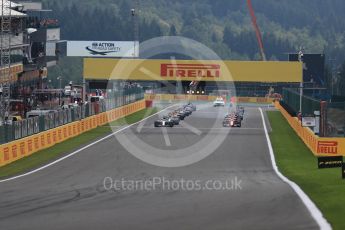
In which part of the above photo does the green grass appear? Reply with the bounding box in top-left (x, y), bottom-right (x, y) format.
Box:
top-left (0, 107), bottom-right (158, 179)
top-left (267, 111), bottom-right (345, 230)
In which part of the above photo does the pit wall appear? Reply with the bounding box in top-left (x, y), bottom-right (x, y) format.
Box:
top-left (0, 100), bottom-right (146, 167)
top-left (275, 101), bottom-right (345, 157)
top-left (144, 94), bottom-right (274, 103)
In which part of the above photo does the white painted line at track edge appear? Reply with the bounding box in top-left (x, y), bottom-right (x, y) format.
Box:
top-left (259, 108), bottom-right (331, 230)
top-left (0, 105), bottom-right (176, 183)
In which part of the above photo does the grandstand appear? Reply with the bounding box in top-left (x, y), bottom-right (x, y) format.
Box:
top-left (0, 0), bottom-right (63, 123)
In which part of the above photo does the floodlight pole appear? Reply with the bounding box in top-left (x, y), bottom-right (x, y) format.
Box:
top-left (298, 49), bottom-right (304, 114)
top-left (131, 0), bottom-right (139, 58)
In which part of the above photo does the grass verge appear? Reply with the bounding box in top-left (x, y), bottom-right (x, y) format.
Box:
top-left (0, 107), bottom-right (158, 179)
top-left (267, 111), bottom-right (345, 230)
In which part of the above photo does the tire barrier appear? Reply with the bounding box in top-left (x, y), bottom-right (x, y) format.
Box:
top-left (0, 99), bottom-right (146, 167)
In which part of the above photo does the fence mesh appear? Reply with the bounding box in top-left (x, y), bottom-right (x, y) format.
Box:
top-left (326, 101), bottom-right (345, 137)
top-left (0, 89), bottom-right (144, 144)
top-left (282, 88), bottom-right (321, 116)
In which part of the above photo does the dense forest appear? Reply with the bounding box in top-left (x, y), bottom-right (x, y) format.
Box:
top-left (43, 0), bottom-right (345, 95)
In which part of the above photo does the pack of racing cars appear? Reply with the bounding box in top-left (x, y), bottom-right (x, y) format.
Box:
top-left (222, 106), bottom-right (245, 127)
top-left (154, 103), bottom-right (196, 127)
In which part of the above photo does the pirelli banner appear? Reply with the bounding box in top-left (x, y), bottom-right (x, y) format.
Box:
top-left (275, 101), bottom-right (345, 157)
top-left (84, 58), bottom-right (303, 82)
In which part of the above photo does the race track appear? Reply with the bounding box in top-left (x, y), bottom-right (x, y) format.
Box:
top-left (0, 103), bottom-right (319, 230)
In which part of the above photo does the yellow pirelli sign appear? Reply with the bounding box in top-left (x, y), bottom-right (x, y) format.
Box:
top-left (84, 58), bottom-right (303, 82)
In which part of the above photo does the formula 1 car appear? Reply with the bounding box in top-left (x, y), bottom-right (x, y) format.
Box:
top-left (183, 106), bottom-right (193, 115)
top-left (184, 103), bottom-right (196, 111)
top-left (236, 106), bottom-right (245, 120)
top-left (174, 109), bottom-right (186, 120)
top-left (164, 115), bottom-right (180, 125)
top-left (154, 117), bottom-right (175, 127)
top-left (178, 108), bottom-right (192, 116)
top-left (223, 113), bottom-right (241, 127)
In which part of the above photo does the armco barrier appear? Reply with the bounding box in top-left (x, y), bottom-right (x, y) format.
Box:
top-left (275, 101), bottom-right (345, 157)
top-left (0, 99), bottom-right (146, 167)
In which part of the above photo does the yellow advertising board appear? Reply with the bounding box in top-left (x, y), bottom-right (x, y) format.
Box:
top-left (0, 100), bottom-right (146, 167)
top-left (84, 58), bottom-right (303, 83)
top-left (276, 102), bottom-right (345, 157)
top-left (144, 94), bottom-right (273, 103)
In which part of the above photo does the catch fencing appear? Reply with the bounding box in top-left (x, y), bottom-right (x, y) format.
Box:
top-left (282, 88), bottom-right (321, 116)
top-left (0, 90), bottom-right (144, 144)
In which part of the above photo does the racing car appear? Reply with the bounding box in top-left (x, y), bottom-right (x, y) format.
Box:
top-left (236, 106), bottom-right (245, 120)
top-left (183, 106), bottom-right (193, 115)
top-left (223, 113), bottom-right (241, 127)
top-left (184, 103), bottom-right (196, 111)
top-left (213, 97), bottom-right (225, 107)
top-left (164, 115), bottom-right (180, 125)
top-left (178, 107), bottom-right (192, 116)
top-left (154, 117), bottom-right (175, 127)
top-left (174, 109), bottom-right (186, 120)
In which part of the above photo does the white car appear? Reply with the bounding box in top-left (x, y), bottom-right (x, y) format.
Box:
top-left (213, 97), bottom-right (225, 107)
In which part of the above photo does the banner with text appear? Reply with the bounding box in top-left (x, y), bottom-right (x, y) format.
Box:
top-left (67, 41), bottom-right (139, 57)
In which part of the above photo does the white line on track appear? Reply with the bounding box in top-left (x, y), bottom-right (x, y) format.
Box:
top-left (259, 108), bottom-right (331, 230)
top-left (0, 105), bottom-right (177, 183)
top-left (179, 122), bottom-right (202, 135)
top-left (161, 127), bottom-right (171, 146)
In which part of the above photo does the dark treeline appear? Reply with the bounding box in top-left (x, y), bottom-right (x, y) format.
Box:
top-left (47, 1), bottom-right (163, 41)
top-left (44, 0), bottom-right (345, 95)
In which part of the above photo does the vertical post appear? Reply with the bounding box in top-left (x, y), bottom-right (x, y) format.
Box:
top-left (131, 0), bottom-right (139, 58)
top-left (299, 82), bottom-right (303, 113)
top-left (320, 101), bottom-right (328, 137)
top-left (82, 78), bottom-right (86, 104)
top-left (298, 49), bottom-right (304, 114)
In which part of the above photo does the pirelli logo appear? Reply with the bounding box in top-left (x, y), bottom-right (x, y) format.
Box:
top-left (317, 141), bottom-right (338, 154)
top-left (161, 64), bottom-right (220, 78)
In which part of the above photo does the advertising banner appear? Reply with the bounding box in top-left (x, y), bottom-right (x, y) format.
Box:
top-left (302, 116), bottom-right (316, 127)
top-left (67, 41), bottom-right (139, 57)
top-left (0, 100), bottom-right (146, 167)
top-left (318, 156), bottom-right (343, 169)
top-left (84, 58), bottom-right (302, 82)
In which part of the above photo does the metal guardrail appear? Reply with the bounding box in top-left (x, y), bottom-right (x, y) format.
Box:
top-left (0, 91), bottom-right (144, 144)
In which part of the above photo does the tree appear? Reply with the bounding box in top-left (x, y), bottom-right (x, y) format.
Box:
top-left (338, 62), bottom-right (345, 96)
top-left (169, 25), bottom-right (177, 36)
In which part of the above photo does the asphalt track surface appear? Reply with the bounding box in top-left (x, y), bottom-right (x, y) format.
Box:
top-left (0, 103), bottom-right (319, 230)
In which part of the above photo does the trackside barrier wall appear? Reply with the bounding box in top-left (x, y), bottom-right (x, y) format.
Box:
top-left (144, 94), bottom-right (217, 101)
top-left (0, 100), bottom-right (146, 167)
top-left (0, 91), bottom-right (144, 144)
top-left (144, 94), bottom-right (274, 103)
top-left (275, 101), bottom-right (345, 157)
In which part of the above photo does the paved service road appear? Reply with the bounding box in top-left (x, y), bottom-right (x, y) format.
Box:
top-left (0, 104), bottom-right (319, 230)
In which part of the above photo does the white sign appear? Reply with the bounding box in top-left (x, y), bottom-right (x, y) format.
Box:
top-left (45, 42), bottom-right (56, 56)
top-left (302, 116), bottom-right (316, 127)
top-left (67, 41), bottom-right (139, 57)
top-left (47, 28), bottom-right (60, 41)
